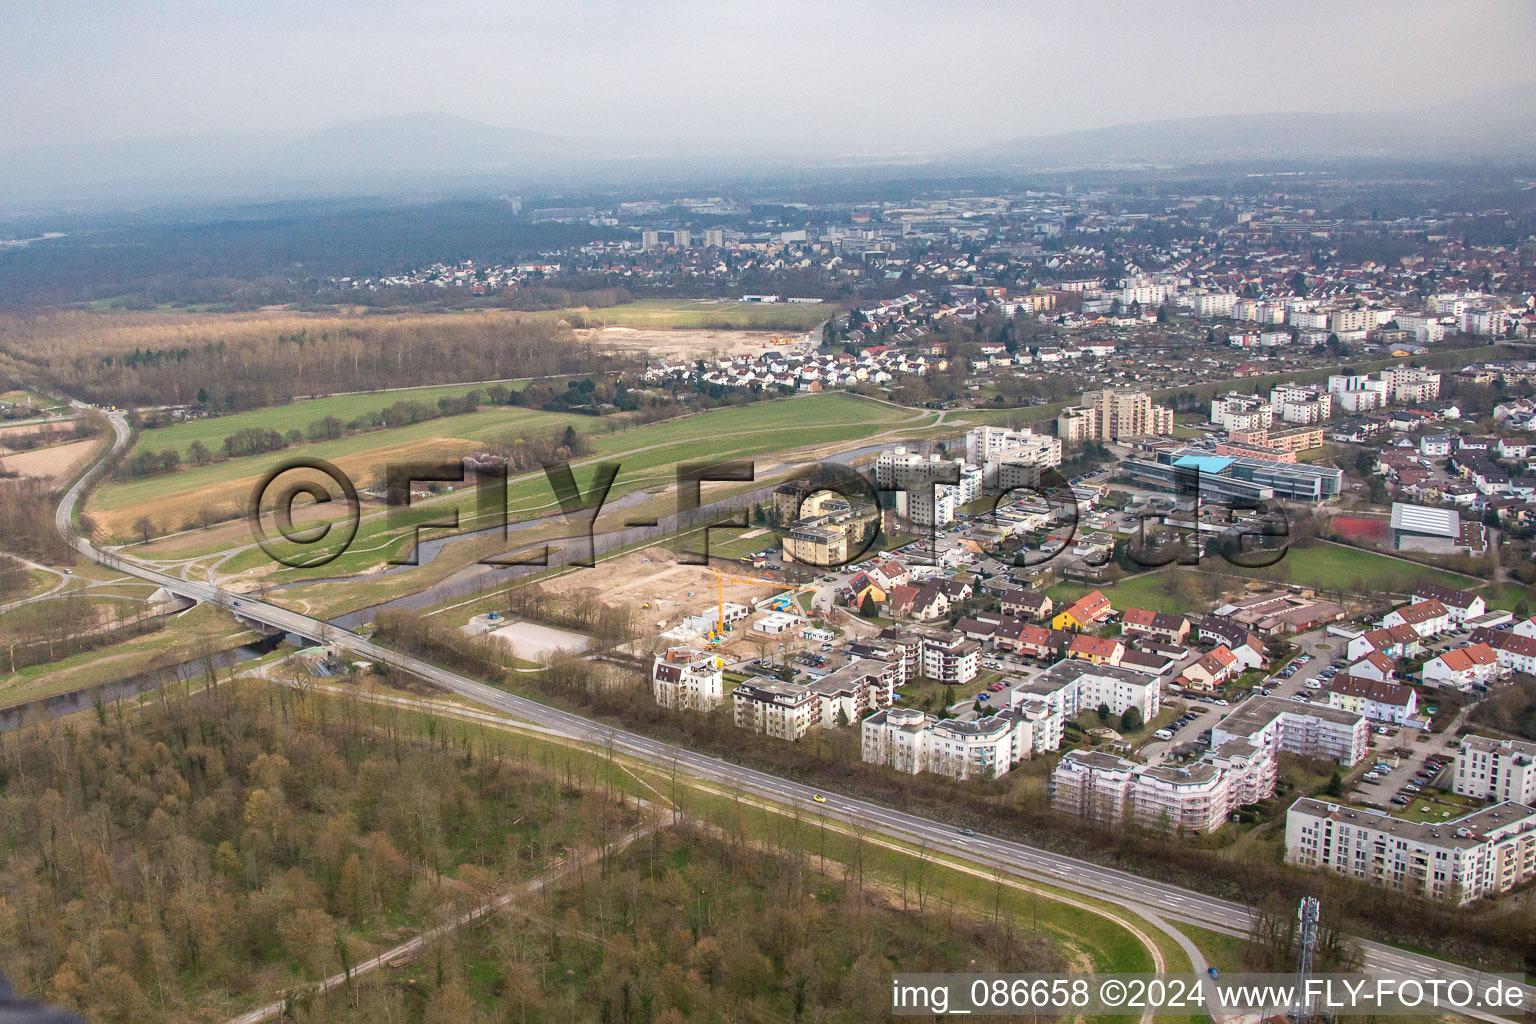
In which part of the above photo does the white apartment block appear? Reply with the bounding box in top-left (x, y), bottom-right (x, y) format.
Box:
top-left (1455, 736), bottom-right (1536, 806)
top-left (1210, 393), bottom-right (1274, 433)
top-left (1051, 737), bottom-right (1274, 835)
top-left (1011, 660), bottom-right (1161, 724)
top-left (732, 678), bottom-right (818, 740)
top-left (920, 633), bottom-right (981, 685)
top-left (1268, 383), bottom-right (1332, 424)
top-left (1119, 279), bottom-right (1171, 307)
top-left (1212, 696), bottom-right (1368, 766)
top-left (732, 658), bottom-right (897, 739)
top-left (1326, 374), bottom-right (1389, 414)
top-left (862, 704), bottom-right (1059, 781)
top-left (1286, 798), bottom-right (1536, 904)
top-left (1060, 389), bottom-right (1175, 443)
top-left (1329, 307), bottom-right (1380, 334)
top-left (1463, 308), bottom-right (1512, 337)
top-left (875, 447), bottom-right (983, 528)
top-left (964, 425), bottom-right (1063, 488)
top-left (652, 647), bottom-right (725, 711)
top-left (1191, 292), bottom-right (1237, 318)
top-left (1396, 313), bottom-right (1447, 344)
top-left (1381, 366), bottom-right (1441, 404)
top-left (1290, 309), bottom-right (1331, 331)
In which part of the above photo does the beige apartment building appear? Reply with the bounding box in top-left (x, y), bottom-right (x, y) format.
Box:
top-left (1057, 389), bottom-right (1174, 443)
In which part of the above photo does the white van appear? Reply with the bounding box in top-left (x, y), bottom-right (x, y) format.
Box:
top-left (1154, 728), bottom-right (1175, 741)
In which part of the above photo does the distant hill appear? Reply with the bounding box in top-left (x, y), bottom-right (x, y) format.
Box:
top-left (1, 83), bottom-right (1533, 209)
top-left (969, 81), bottom-right (1536, 166)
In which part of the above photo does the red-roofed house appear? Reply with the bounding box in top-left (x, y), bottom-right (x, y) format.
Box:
top-left (1345, 624), bottom-right (1423, 662)
top-left (1067, 634), bottom-right (1125, 666)
top-left (996, 622), bottom-right (1068, 660)
top-left (1121, 608), bottom-right (1190, 644)
top-left (1052, 590), bottom-right (1113, 631)
top-left (1347, 650), bottom-right (1398, 683)
top-left (1422, 643), bottom-right (1502, 690)
top-left (1177, 645), bottom-right (1239, 692)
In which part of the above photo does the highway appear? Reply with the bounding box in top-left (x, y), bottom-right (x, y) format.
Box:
top-left (57, 409), bottom-right (1532, 1018)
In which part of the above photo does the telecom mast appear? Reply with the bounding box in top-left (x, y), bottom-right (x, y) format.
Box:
top-left (1294, 896), bottom-right (1321, 1023)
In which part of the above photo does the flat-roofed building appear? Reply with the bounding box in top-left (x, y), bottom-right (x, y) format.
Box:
top-left (1455, 736), bottom-right (1536, 806)
top-left (1011, 660), bottom-right (1161, 723)
top-left (733, 678), bottom-right (818, 740)
top-left (862, 703), bottom-right (1061, 780)
top-left (1211, 392), bottom-right (1274, 433)
top-left (1286, 798), bottom-right (1536, 904)
top-left (1052, 737), bottom-right (1276, 834)
top-left (1212, 695), bottom-right (1368, 765)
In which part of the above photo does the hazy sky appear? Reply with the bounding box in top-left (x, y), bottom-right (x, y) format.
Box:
top-left (4, 0), bottom-right (1534, 153)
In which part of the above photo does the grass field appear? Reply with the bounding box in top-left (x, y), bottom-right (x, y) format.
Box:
top-left (571, 297), bottom-right (835, 331)
top-left (134, 379), bottom-right (532, 462)
top-left (1238, 543), bottom-right (1479, 594)
top-left (1048, 542), bottom-right (1483, 615)
top-left (1182, 924), bottom-right (1251, 973)
top-left (99, 392), bottom-right (918, 544)
top-left (1475, 582), bottom-right (1535, 612)
top-left (0, 604), bottom-right (255, 710)
top-left (89, 405), bottom-right (612, 538)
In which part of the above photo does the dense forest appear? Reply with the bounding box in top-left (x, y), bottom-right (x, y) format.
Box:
top-left (236, 818), bottom-right (1066, 1024)
top-left (0, 312), bottom-right (624, 411)
top-left (0, 683), bottom-right (639, 1023)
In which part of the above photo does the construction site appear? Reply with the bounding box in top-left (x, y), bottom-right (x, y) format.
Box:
top-left (535, 546), bottom-right (840, 659)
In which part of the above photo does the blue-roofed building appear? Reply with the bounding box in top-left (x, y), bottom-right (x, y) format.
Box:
top-left (1172, 454), bottom-right (1237, 476)
top-left (1124, 448), bottom-right (1343, 503)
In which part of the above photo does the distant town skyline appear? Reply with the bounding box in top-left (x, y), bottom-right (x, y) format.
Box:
top-left (4, 0), bottom-right (1534, 155)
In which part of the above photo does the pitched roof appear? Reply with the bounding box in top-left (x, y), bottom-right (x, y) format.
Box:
top-left (1431, 643), bottom-right (1499, 672)
top-left (1390, 599), bottom-right (1448, 625)
top-left (1412, 582), bottom-right (1479, 611)
top-left (1200, 645), bottom-right (1238, 671)
top-left (1065, 589), bottom-right (1111, 621)
top-left (1330, 675), bottom-right (1414, 707)
top-left (1069, 634), bottom-right (1122, 659)
top-left (1352, 650), bottom-right (1398, 675)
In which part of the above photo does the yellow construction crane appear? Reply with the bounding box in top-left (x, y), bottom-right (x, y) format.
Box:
top-left (705, 567), bottom-right (783, 638)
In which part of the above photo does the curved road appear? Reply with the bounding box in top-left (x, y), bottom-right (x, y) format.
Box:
top-left (58, 408), bottom-right (1529, 1020)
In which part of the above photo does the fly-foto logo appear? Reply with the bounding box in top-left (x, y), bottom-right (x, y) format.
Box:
top-left (247, 456), bottom-right (1290, 572)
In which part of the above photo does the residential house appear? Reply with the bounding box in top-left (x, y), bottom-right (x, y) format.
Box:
top-left (1347, 651), bottom-right (1398, 683)
top-left (1410, 584), bottom-right (1486, 625)
top-left (1067, 634), bottom-right (1125, 666)
top-left (1052, 590), bottom-right (1113, 631)
top-left (1177, 645), bottom-right (1240, 692)
top-left (1327, 676), bottom-right (1418, 724)
top-left (1121, 608), bottom-right (1190, 645)
top-left (1382, 599), bottom-right (1451, 638)
top-left (1422, 644), bottom-right (1502, 690)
